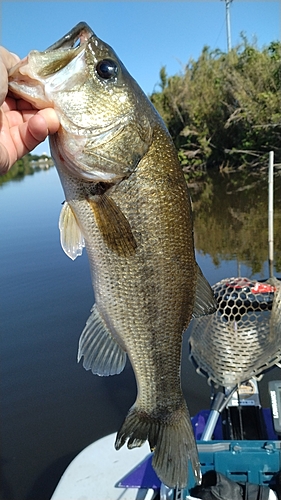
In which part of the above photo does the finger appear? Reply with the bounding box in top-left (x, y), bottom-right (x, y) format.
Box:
top-left (12, 114), bottom-right (50, 157)
top-left (4, 109), bottom-right (25, 128)
top-left (16, 99), bottom-right (37, 111)
top-left (3, 96), bottom-right (36, 113)
top-left (0, 143), bottom-right (10, 174)
top-left (10, 110), bottom-right (60, 158)
top-left (0, 60), bottom-right (8, 106)
top-left (25, 113), bottom-right (51, 144)
top-left (0, 47), bottom-right (20, 69)
top-left (0, 47), bottom-right (20, 106)
top-left (1, 96), bottom-right (17, 112)
top-left (5, 106), bottom-right (59, 131)
top-left (7, 109), bottom-right (38, 128)
top-left (38, 109), bottom-right (60, 135)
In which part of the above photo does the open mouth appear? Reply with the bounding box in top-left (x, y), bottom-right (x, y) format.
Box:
top-left (8, 22), bottom-right (95, 108)
top-left (45, 22), bottom-right (94, 52)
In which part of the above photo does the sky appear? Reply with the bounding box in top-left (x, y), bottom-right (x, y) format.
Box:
top-left (1, 0), bottom-right (280, 155)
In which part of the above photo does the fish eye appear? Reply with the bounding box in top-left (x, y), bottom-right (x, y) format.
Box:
top-left (96, 59), bottom-right (118, 80)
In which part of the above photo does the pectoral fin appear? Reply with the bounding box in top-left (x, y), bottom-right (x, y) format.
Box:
top-left (78, 304), bottom-right (127, 376)
top-left (192, 264), bottom-right (217, 318)
top-left (59, 202), bottom-right (85, 260)
top-left (87, 194), bottom-right (137, 257)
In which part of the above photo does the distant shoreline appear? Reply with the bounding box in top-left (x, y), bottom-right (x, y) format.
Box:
top-left (0, 153), bottom-right (54, 186)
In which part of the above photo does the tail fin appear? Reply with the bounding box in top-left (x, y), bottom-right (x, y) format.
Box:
top-left (115, 404), bottom-right (201, 489)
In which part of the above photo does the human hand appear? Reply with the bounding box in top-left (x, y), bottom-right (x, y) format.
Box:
top-left (0, 47), bottom-right (60, 174)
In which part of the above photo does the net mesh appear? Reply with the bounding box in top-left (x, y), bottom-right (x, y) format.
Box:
top-left (189, 277), bottom-right (281, 387)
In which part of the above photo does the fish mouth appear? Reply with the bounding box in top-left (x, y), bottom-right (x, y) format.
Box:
top-left (45, 22), bottom-right (94, 52)
top-left (8, 22), bottom-right (94, 108)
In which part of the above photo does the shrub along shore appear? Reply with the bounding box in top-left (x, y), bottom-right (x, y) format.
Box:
top-left (150, 37), bottom-right (281, 173)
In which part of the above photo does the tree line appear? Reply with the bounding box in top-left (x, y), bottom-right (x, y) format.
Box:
top-left (0, 153), bottom-right (52, 186)
top-left (150, 37), bottom-right (281, 172)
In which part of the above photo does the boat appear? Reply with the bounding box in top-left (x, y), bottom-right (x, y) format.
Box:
top-left (50, 275), bottom-right (281, 500)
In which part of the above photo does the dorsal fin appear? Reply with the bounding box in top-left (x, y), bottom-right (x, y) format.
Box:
top-left (192, 264), bottom-right (217, 318)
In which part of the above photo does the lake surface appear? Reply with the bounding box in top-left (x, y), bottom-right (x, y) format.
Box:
top-left (1, 167), bottom-right (281, 499)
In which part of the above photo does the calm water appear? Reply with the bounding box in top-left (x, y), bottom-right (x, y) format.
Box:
top-left (1, 168), bottom-right (280, 499)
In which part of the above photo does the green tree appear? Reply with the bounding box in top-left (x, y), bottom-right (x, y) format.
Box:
top-left (150, 38), bottom-right (281, 171)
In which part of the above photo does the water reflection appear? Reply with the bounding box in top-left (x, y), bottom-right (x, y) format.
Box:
top-left (191, 171), bottom-right (281, 276)
top-left (1, 168), bottom-right (281, 499)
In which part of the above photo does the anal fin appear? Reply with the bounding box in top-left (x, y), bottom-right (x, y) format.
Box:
top-left (87, 194), bottom-right (137, 258)
top-left (78, 304), bottom-right (127, 376)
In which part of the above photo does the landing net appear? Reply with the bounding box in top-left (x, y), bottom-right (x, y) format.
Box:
top-left (189, 277), bottom-right (281, 387)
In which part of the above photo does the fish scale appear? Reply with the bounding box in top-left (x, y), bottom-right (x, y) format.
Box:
top-left (8, 21), bottom-right (216, 488)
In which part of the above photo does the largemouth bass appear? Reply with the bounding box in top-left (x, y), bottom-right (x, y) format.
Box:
top-left (8, 22), bottom-right (216, 488)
